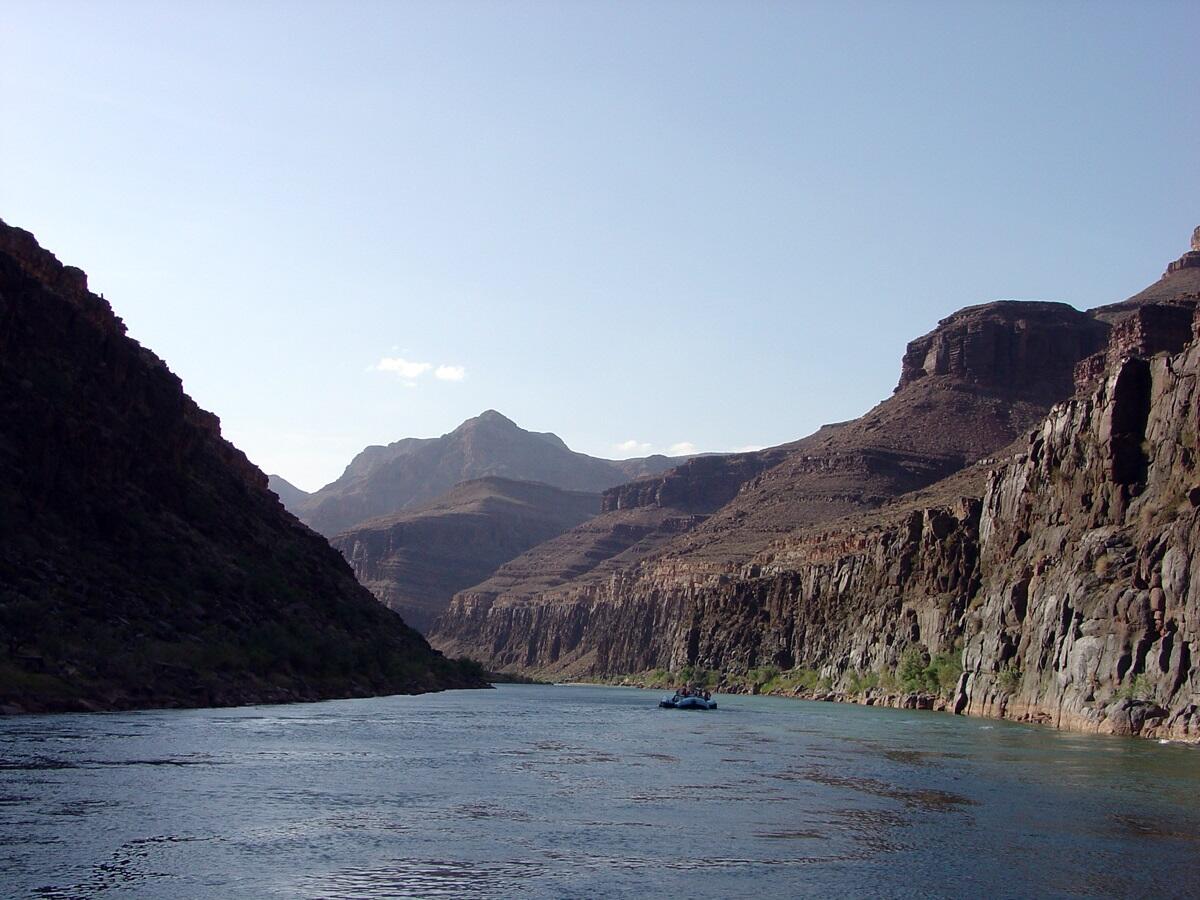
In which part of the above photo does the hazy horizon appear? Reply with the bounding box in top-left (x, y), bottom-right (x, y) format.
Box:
top-left (3, 1), bottom-right (1197, 491)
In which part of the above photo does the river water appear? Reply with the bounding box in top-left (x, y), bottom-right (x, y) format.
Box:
top-left (1, 684), bottom-right (1197, 898)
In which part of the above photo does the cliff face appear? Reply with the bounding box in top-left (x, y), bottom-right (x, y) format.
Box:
top-left (433, 234), bottom-right (1200, 741)
top-left (959, 321), bottom-right (1200, 740)
top-left (897, 301), bottom-right (1108, 403)
top-left (432, 302), bottom-right (1108, 661)
top-left (277, 411), bottom-right (683, 537)
top-left (330, 477), bottom-right (599, 633)
top-left (431, 480), bottom-right (986, 679)
top-left (0, 221), bottom-right (484, 713)
top-left (435, 304), bottom-right (1200, 741)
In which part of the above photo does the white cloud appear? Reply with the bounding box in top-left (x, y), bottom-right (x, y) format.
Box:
top-left (733, 444), bottom-right (765, 453)
top-left (373, 356), bottom-right (466, 385)
top-left (613, 439), bottom-right (654, 456)
top-left (611, 439), bottom-right (705, 458)
top-left (375, 356), bottom-right (432, 379)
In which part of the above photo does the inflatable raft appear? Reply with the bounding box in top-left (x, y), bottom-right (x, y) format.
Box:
top-left (659, 695), bottom-right (717, 710)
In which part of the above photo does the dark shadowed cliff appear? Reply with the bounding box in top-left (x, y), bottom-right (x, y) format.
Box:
top-left (267, 474), bottom-right (312, 510)
top-left (0, 220), bottom-right (485, 713)
top-left (274, 410), bottom-right (680, 536)
top-left (330, 477), bottom-right (599, 633)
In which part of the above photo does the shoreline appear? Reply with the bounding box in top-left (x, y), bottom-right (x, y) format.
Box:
top-left (553, 672), bottom-right (1200, 745)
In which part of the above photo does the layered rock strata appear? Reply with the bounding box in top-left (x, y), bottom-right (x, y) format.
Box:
top-left (958, 312), bottom-right (1200, 740)
top-left (432, 304), bottom-right (1109, 667)
top-left (433, 233), bottom-right (1200, 741)
top-left (437, 307), bottom-right (1200, 741)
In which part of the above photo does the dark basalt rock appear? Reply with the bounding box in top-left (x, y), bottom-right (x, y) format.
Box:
top-left (0, 220), bottom-right (485, 714)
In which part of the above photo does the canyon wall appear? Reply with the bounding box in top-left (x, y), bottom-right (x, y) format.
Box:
top-left (436, 306), bottom-right (1200, 741)
top-left (958, 322), bottom-right (1200, 740)
top-left (0, 221), bottom-right (485, 713)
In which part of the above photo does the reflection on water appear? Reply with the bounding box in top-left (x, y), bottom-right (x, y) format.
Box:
top-left (1, 684), bottom-right (1198, 898)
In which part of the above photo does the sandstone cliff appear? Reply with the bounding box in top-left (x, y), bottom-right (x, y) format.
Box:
top-left (331, 477), bottom-right (599, 633)
top-left (0, 220), bottom-right (485, 713)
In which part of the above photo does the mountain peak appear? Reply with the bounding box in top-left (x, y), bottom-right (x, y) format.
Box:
top-left (459, 409), bottom-right (519, 431)
top-left (477, 409), bottom-right (512, 423)
top-left (283, 410), bottom-right (678, 535)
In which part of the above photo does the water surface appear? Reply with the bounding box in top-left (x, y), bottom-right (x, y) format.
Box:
top-left (1, 684), bottom-right (1197, 898)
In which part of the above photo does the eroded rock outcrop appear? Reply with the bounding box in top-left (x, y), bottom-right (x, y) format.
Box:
top-left (432, 303), bottom-right (1108, 676)
top-left (958, 315), bottom-right (1200, 740)
top-left (897, 301), bottom-right (1107, 403)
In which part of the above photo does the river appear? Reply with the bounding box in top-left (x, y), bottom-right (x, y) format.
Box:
top-left (1, 684), bottom-right (1197, 898)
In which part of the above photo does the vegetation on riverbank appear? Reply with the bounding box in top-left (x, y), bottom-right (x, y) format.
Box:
top-left (577, 643), bottom-right (964, 703)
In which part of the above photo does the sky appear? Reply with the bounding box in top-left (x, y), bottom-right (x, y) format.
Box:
top-left (2, 1), bottom-right (1197, 491)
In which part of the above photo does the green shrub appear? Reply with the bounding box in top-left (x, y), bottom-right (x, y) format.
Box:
top-left (898, 647), bottom-right (931, 691)
top-left (753, 667), bottom-right (826, 694)
top-left (1117, 673), bottom-right (1152, 701)
top-left (997, 662), bottom-right (1023, 694)
top-left (846, 670), bottom-right (880, 694)
top-left (877, 669), bottom-right (900, 692)
top-left (928, 653), bottom-right (963, 697)
top-left (897, 646), bottom-right (963, 698)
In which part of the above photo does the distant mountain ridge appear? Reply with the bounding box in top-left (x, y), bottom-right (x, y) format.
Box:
top-left (331, 476), bottom-right (600, 633)
top-left (271, 410), bottom-right (682, 536)
top-left (267, 474), bottom-right (311, 510)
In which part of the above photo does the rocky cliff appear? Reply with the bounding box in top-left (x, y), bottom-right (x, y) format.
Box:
top-left (958, 313), bottom-right (1200, 740)
top-left (432, 231), bottom-right (1200, 742)
top-left (435, 311), bottom-right (1200, 741)
top-left (432, 302), bottom-right (1108, 660)
top-left (276, 410), bottom-right (682, 536)
top-left (330, 477), bottom-right (599, 633)
top-left (0, 220), bottom-right (485, 713)
top-left (267, 473), bottom-right (312, 510)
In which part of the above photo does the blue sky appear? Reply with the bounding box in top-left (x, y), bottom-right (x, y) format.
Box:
top-left (2, 1), bottom-right (1196, 490)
